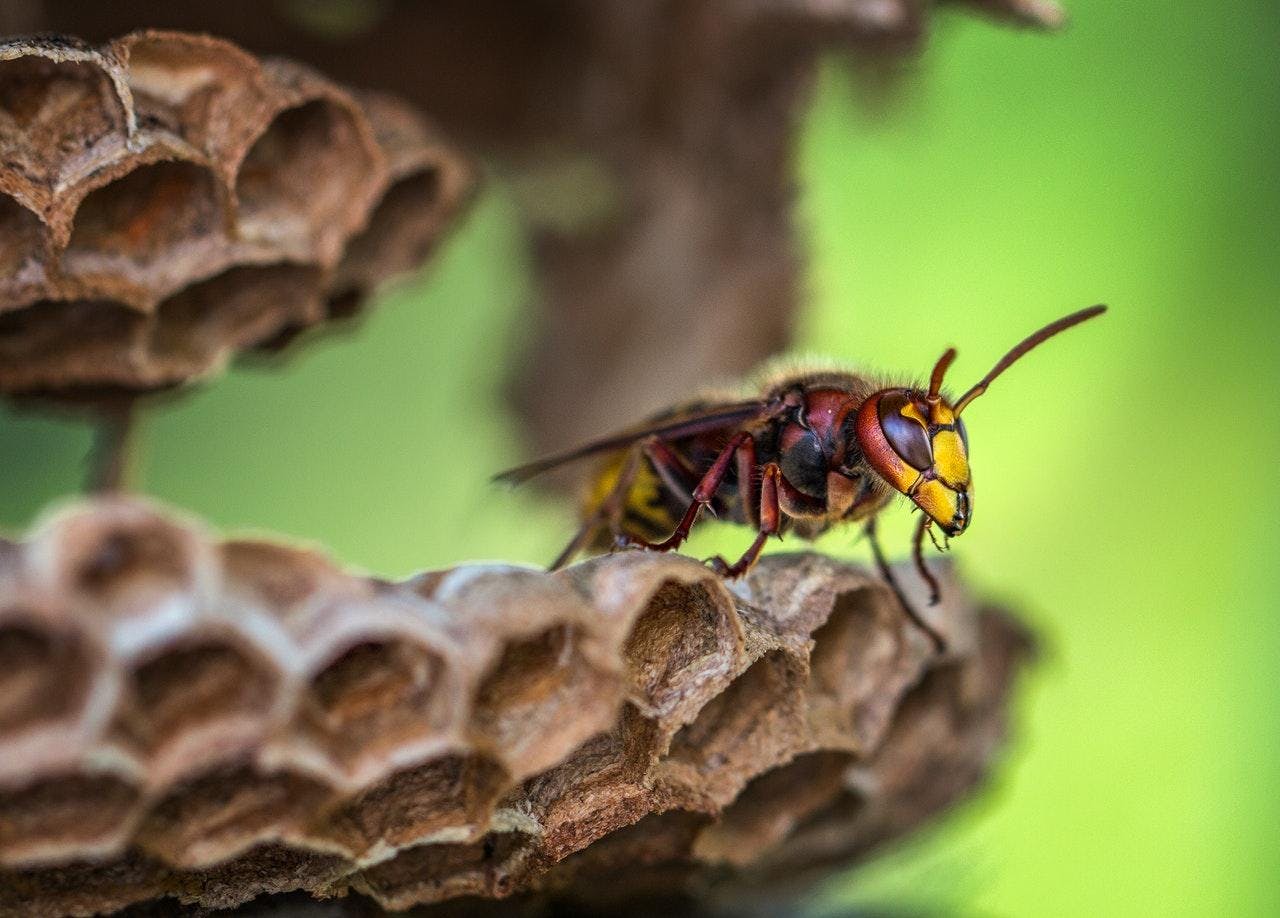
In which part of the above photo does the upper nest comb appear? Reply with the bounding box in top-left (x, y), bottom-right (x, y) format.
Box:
top-left (0, 31), bottom-right (473, 402)
top-left (0, 498), bottom-right (1031, 916)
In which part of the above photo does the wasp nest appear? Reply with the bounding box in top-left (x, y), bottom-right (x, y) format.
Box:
top-left (0, 31), bottom-right (472, 402)
top-left (0, 498), bottom-right (1030, 916)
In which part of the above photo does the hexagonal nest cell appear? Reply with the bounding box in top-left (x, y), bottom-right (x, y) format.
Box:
top-left (295, 635), bottom-right (449, 778)
top-left (107, 635), bottom-right (280, 771)
top-left (0, 618), bottom-right (93, 740)
top-left (0, 31), bottom-right (474, 404)
top-left (0, 497), bottom-right (1033, 916)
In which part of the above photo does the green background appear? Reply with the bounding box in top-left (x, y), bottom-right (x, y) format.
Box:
top-left (2, 2), bottom-right (1276, 915)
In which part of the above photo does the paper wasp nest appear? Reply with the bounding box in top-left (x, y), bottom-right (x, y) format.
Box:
top-left (0, 31), bottom-right (472, 401)
top-left (0, 499), bottom-right (1030, 916)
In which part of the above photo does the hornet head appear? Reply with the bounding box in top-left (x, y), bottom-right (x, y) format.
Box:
top-left (854, 305), bottom-right (1107, 535)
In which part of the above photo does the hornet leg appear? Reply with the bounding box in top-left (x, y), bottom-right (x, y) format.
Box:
top-left (734, 434), bottom-right (760, 528)
top-left (708, 462), bottom-right (781, 578)
top-left (865, 516), bottom-right (947, 654)
top-left (643, 437), bottom-right (700, 503)
top-left (620, 431), bottom-right (753, 554)
top-left (912, 514), bottom-right (943, 606)
top-left (549, 448), bottom-right (642, 570)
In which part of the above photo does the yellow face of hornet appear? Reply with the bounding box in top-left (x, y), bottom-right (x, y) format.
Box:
top-left (851, 306), bottom-right (1110, 538)
top-left (855, 389), bottom-right (972, 536)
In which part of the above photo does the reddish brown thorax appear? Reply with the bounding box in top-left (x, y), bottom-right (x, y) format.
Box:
top-left (772, 388), bottom-right (865, 517)
top-left (779, 389), bottom-right (858, 460)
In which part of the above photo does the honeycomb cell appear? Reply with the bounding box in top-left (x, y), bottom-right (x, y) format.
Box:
top-left (116, 31), bottom-right (268, 166)
top-left (622, 580), bottom-right (742, 721)
top-left (324, 754), bottom-right (509, 855)
top-left (0, 53), bottom-right (129, 205)
top-left (538, 810), bottom-right (713, 913)
top-left (355, 830), bottom-right (534, 910)
top-left (663, 650), bottom-right (807, 804)
top-left (62, 159), bottom-right (227, 306)
top-left (151, 264), bottom-right (325, 376)
top-left (0, 298), bottom-right (144, 395)
top-left (0, 772), bottom-right (140, 866)
top-left (854, 662), bottom-right (980, 807)
top-left (0, 619), bottom-right (93, 739)
top-left (692, 751), bottom-right (853, 866)
top-left (181, 842), bottom-right (350, 911)
top-left (323, 91), bottom-right (470, 310)
top-left (134, 765), bottom-right (332, 868)
top-left (123, 35), bottom-right (233, 110)
top-left (511, 718), bottom-right (658, 857)
top-left (298, 637), bottom-right (445, 775)
top-left (219, 539), bottom-right (352, 619)
top-left (329, 168), bottom-right (443, 304)
top-left (109, 637), bottom-right (277, 769)
top-left (58, 509), bottom-right (202, 609)
top-left (235, 99), bottom-right (375, 261)
top-left (471, 624), bottom-right (620, 778)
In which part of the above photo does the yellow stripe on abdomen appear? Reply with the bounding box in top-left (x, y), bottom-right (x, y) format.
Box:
top-left (581, 450), bottom-right (678, 546)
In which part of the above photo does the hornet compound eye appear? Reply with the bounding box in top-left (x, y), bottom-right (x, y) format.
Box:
top-left (877, 392), bottom-right (933, 471)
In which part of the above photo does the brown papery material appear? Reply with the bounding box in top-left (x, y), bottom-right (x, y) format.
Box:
top-left (0, 32), bottom-right (473, 403)
top-left (0, 498), bottom-right (1031, 916)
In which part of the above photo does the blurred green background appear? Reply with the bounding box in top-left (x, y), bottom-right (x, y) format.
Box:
top-left (2, 2), bottom-right (1277, 915)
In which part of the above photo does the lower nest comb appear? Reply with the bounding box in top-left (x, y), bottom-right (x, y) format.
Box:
top-left (0, 499), bottom-right (1031, 915)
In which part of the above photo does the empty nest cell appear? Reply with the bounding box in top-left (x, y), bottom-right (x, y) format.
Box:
top-left (133, 764), bottom-right (334, 869)
top-left (62, 159), bottom-right (226, 305)
top-left (123, 35), bottom-right (234, 111)
top-left (692, 751), bottom-right (854, 867)
top-left (663, 650), bottom-right (807, 805)
top-left (330, 167), bottom-right (444, 304)
top-left (323, 754), bottom-right (509, 856)
top-left (621, 580), bottom-right (742, 720)
top-left (297, 637), bottom-right (445, 774)
top-left (0, 298), bottom-right (144, 395)
top-left (116, 32), bottom-right (266, 164)
top-left (0, 618), bottom-right (93, 739)
top-left (471, 624), bottom-right (619, 778)
top-left (539, 809), bottom-right (715, 912)
top-left (0, 54), bottom-right (129, 203)
top-left (182, 843), bottom-right (349, 910)
top-left (234, 99), bottom-right (374, 259)
top-left (150, 263), bottom-right (325, 378)
top-left (218, 539), bottom-right (356, 616)
top-left (355, 830), bottom-right (535, 909)
top-left (806, 586), bottom-right (917, 752)
top-left (0, 772), bottom-right (141, 866)
top-left (506, 715), bottom-right (658, 861)
top-left (53, 507), bottom-right (202, 611)
top-left (107, 635), bottom-right (278, 766)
